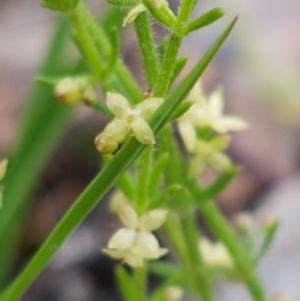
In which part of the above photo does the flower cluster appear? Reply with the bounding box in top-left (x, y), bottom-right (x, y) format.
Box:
top-left (177, 82), bottom-right (248, 174)
top-left (0, 159), bottom-right (8, 209)
top-left (95, 92), bottom-right (163, 154)
top-left (103, 192), bottom-right (168, 267)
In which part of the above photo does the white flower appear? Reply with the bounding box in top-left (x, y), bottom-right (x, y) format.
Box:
top-left (103, 193), bottom-right (168, 267)
top-left (188, 135), bottom-right (232, 176)
top-left (178, 82), bottom-right (248, 152)
top-left (95, 92), bottom-right (163, 154)
top-left (198, 237), bottom-right (233, 269)
top-left (0, 158), bottom-right (8, 209)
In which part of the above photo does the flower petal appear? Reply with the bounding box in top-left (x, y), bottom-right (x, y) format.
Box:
top-left (95, 119), bottom-right (129, 154)
top-left (123, 246), bottom-right (145, 267)
top-left (209, 151), bottom-right (232, 171)
top-left (136, 232), bottom-right (168, 259)
top-left (177, 121), bottom-right (197, 152)
top-left (139, 97), bottom-right (163, 120)
top-left (108, 228), bottom-right (136, 249)
top-left (208, 88), bottom-right (223, 118)
top-left (213, 117), bottom-right (248, 133)
top-left (106, 92), bottom-right (131, 118)
top-left (102, 248), bottom-right (127, 259)
top-left (116, 200), bottom-right (139, 229)
top-left (131, 117), bottom-right (155, 144)
top-left (139, 209), bottom-right (168, 231)
top-left (185, 81), bottom-right (205, 104)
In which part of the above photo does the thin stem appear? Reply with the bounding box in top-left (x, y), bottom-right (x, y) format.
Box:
top-left (134, 12), bottom-right (159, 88)
top-left (75, 2), bottom-right (141, 103)
top-left (181, 214), bottom-right (215, 301)
top-left (136, 146), bottom-right (153, 213)
top-left (154, 33), bottom-right (182, 96)
top-left (177, 0), bottom-right (198, 24)
top-left (70, 7), bottom-right (104, 80)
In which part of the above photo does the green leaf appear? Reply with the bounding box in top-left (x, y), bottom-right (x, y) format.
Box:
top-left (170, 101), bottom-right (194, 120)
top-left (255, 219), bottom-right (279, 264)
top-left (41, 0), bottom-right (79, 12)
top-left (188, 8), bottom-right (225, 33)
top-left (0, 18), bottom-right (72, 289)
top-left (171, 56), bottom-right (188, 84)
top-left (187, 167), bottom-right (237, 204)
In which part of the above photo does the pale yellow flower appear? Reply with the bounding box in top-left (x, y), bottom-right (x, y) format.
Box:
top-left (199, 237), bottom-right (233, 269)
top-left (178, 82), bottom-right (248, 152)
top-left (95, 92), bottom-right (163, 154)
top-left (189, 135), bottom-right (232, 176)
top-left (103, 193), bottom-right (168, 267)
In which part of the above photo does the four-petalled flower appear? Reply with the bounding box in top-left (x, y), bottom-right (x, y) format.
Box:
top-left (103, 192), bottom-right (168, 267)
top-left (178, 82), bottom-right (248, 152)
top-left (95, 92), bottom-right (163, 154)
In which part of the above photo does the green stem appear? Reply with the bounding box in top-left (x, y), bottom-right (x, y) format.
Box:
top-left (70, 6), bottom-right (105, 80)
top-left (164, 214), bottom-right (214, 301)
top-left (199, 201), bottom-right (266, 301)
top-left (177, 0), bottom-right (198, 24)
top-left (134, 12), bottom-right (159, 88)
top-left (154, 33), bottom-right (182, 96)
top-left (161, 127), bottom-right (214, 301)
top-left (181, 214), bottom-right (215, 301)
top-left (75, 2), bottom-right (141, 103)
top-left (136, 146), bottom-right (153, 213)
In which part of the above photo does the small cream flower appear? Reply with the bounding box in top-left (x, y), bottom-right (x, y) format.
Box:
top-left (103, 193), bottom-right (168, 267)
top-left (95, 92), bottom-right (163, 154)
top-left (189, 135), bottom-right (232, 176)
top-left (0, 159), bottom-right (8, 209)
top-left (198, 237), bottom-right (233, 269)
top-left (55, 76), bottom-right (96, 104)
top-left (178, 82), bottom-right (248, 152)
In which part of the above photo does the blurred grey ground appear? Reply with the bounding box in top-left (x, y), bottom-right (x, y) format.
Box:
top-left (1, 0), bottom-right (300, 300)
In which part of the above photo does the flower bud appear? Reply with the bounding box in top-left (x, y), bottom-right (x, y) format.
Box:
top-left (55, 77), bottom-right (96, 105)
